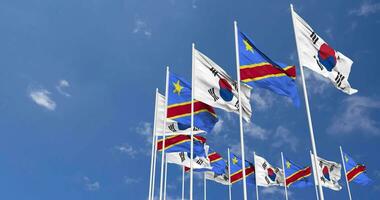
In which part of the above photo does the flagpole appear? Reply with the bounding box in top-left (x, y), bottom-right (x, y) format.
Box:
top-left (190, 43), bottom-right (195, 200)
top-left (151, 133), bottom-right (158, 200)
top-left (204, 173), bottom-right (207, 200)
top-left (182, 167), bottom-right (185, 200)
top-left (290, 4), bottom-right (324, 200)
top-left (254, 152), bottom-right (259, 200)
top-left (149, 89), bottom-right (159, 200)
top-left (281, 152), bottom-right (289, 200)
top-left (228, 148), bottom-right (232, 200)
top-left (159, 66), bottom-right (170, 200)
top-left (164, 156), bottom-right (168, 200)
top-left (340, 146), bottom-right (353, 200)
top-left (310, 150), bottom-right (320, 200)
top-left (234, 20), bottom-right (248, 200)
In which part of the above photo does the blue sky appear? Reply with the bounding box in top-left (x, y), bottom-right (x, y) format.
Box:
top-left (0, 0), bottom-right (379, 199)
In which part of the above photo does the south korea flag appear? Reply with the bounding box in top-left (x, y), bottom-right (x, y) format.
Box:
top-left (291, 7), bottom-right (357, 95)
top-left (311, 153), bottom-right (342, 191)
top-left (193, 48), bottom-right (252, 122)
top-left (166, 144), bottom-right (212, 169)
top-left (254, 154), bottom-right (284, 187)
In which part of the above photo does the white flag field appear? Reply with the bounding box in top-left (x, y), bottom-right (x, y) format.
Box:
top-left (254, 154), bottom-right (284, 187)
top-left (154, 92), bottom-right (205, 136)
top-left (311, 153), bottom-right (342, 191)
top-left (291, 8), bottom-right (358, 95)
top-left (205, 171), bottom-right (230, 185)
top-left (166, 144), bottom-right (211, 170)
top-left (193, 48), bottom-right (252, 122)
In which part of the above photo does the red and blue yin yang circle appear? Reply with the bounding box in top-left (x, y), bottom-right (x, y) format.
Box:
top-left (218, 79), bottom-right (234, 102)
top-left (318, 43), bottom-right (337, 71)
top-left (322, 166), bottom-right (331, 181)
top-left (267, 168), bottom-right (277, 182)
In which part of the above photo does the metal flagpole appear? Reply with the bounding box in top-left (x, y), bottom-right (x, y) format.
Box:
top-left (149, 89), bottom-right (159, 200)
top-left (340, 146), bottom-right (353, 200)
top-left (159, 67), bottom-right (170, 200)
top-left (310, 150), bottom-right (320, 200)
top-left (228, 148), bottom-right (232, 200)
top-left (290, 4), bottom-right (324, 200)
top-left (164, 156), bottom-right (168, 200)
top-left (281, 152), bottom-right (289, 200)
top-left (233, 20), bottom-right (248, 200)
top-left (182, 167), bottom-right (185, 200)
top-left (204, 173), bottom-right (207, 200)
top-left (190, 43), bottom-right (195, 200)
top-left (254, 152), bottom-right (259, 200)
top-left (151, 133), bottom-right (158, 200)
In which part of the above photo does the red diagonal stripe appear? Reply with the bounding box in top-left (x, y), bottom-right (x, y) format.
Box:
top-left (347, 165), bottom-right (366, 182)
top-left (231, 166), bottom-right (255, 183)
top-left (157, 135), bottom-right (206, 151)
top-left (240, 64), bottom-right (296, 81)
top-left (167, 101), bottom-right (216, 119)
top-left (286, 166), bottom-right (311, 187)
top-left (208, 152), bottom-right (222, 162)
top-left (156, 135), bottom-right (189, 151)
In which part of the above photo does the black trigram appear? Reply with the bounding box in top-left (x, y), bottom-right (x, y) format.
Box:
top-left (179, 152), bottom-right (186, 162)
top-left (262, 162), bottom-right (267, 170)
top-left (265, 176), bottom-right (271, 184)
top-left (168, 124), bottom-right (177, 132)
top-left (209, 67), bottom-right (219, 76)
top-left (232, 82), bottom-right (238, 91)
top-left (234, 100), bottom-right (240, 110)
top-left (196, 159), bottom-right (204, 165)
top-left (310, 32), bottom-right (319, 44)
top-left (335, 72), bottom-right (345, 88)
top-left (208, 88), bottom-right (219, 101)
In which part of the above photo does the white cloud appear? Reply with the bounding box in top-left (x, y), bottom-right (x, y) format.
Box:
top-left (136, 122), bottom-right (153, 143)
top-left (244, 123), bottom-right (269, 140)
top-left (115, 143), bottom-right (138, 158)
top-left (29, 88), bottom-right (56, 111)
top-left (350, 1), bottom-right (380, 16)
top-left (328, 96), bottom-right (380, 135)
top-left (324, 28), bottom-right (334, 40)
top-left (133, 19), bottom-right (152, 37)
top-left (261, 187), bottom-right (291, 197)
top-left (124, 177), bottom-right (141, 184)
top-left (56, 79), bottom-right (71, 97)
top-left (191, 0), bottom-right (198, 8)
top-left (211, 119), bottom-right (224, 135)
top-left (251, 91), bottom-right (275, 111)
top-left (271, 126), bottom-right (299, 152)
top-left (302, 68), bottom-right (330, 95)
top-left (83, 176), bottom-right (100, 191)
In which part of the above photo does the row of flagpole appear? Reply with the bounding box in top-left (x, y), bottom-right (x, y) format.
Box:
top-left (147, 4), bottom-right (361, 200)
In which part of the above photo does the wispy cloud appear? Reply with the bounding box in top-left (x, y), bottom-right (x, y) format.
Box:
top-left (349, 1), bottom-right (380, 16)
top-left (211, 119), bottom-right (224, 135)
top-left (83, 176), bottom-right (100, 191)
top-left (114, 143), bottom-right (138, 158)
top-left (191, 0), bottom-right (198, 9)
top-left (302, 69), bottom-right (330, 95)
top-left (132, 19), bottom-right (152, 37)
top-left (56, 79), bottom-right (71, 97)
top-left (244, 123), bottom-right (269, 140)
top-left (251, 90), bottom-right (275, 111)
top-left (271, 126), bottom-right (299, 152)
top-left (124, 177), bottom-right (141, 184)
top-left (328, 96), bottom-right (380, 136)
top-left (261, 187), bottom-right (291, 197)
top-left (29, 88), bottom-right (56, 111)
top-left (136, 122), bottom-right (153, 143)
